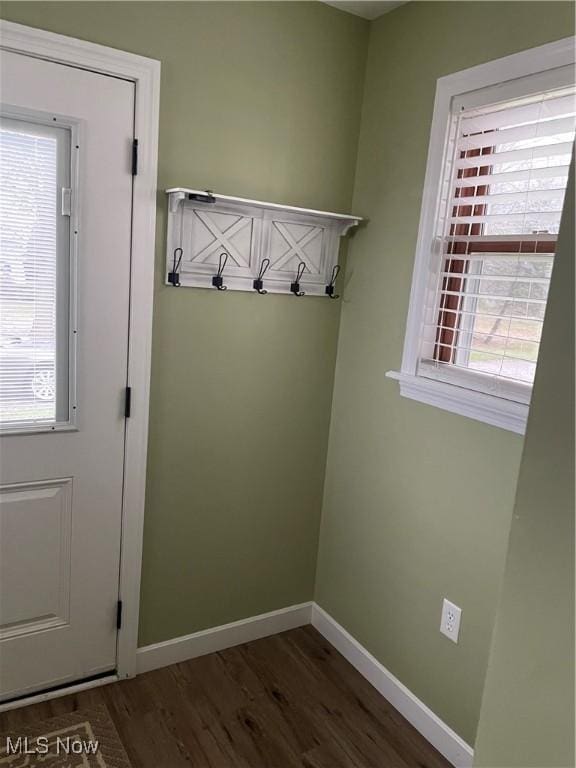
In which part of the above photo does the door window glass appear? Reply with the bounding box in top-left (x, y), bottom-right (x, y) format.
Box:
top-left (0, 115), bottom-right (72, 431)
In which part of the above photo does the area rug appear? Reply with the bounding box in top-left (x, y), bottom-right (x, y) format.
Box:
top-left (0, 705), bottom-right (132, 767)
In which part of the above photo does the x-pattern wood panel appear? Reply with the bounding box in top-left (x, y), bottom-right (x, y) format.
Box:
top-left (270, 221), bottom-right (323, 273)
top-left (190, 210), bottom-right (253, 268)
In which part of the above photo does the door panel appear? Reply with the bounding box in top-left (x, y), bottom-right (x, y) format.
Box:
top-left (0, 479), bottom-right (72, 640)
top-left (0, 51), bottom-right (134, 700)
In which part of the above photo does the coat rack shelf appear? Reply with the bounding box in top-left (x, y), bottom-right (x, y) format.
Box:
top-left (165, 188), bottom-right (362, 296)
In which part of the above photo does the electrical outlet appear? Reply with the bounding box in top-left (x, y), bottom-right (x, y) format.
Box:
top-left (440, 599), bottom-right (462, 643)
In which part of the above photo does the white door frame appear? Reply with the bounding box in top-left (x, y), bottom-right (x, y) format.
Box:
top-left (0, 20), bottom-right (160, 682)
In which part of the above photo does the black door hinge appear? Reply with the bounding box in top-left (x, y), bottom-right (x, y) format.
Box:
top-left (131, 138), bottom-right (139, 176)
top-left (124, 386), bottom-right (132, 418)
top-left (116, 600), bottom-right (123, 630)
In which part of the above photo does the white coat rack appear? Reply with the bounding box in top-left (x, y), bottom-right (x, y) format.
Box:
top-left (165, 188), bottom-right (362, 297)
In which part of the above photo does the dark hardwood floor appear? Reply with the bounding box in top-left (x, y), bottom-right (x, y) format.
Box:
top-left (0, 626), bottom-right (450, 767)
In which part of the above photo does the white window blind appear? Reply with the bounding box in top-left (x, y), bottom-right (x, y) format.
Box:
top-left (0, 116), bottom-right (71, 429)
top-left (418, 87), bottom-right (575, 402)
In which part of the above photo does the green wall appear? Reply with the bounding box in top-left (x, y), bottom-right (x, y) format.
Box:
top-left (2, 1), bottom-right (573, 753)
top-left (474, 166), bottom-right (574, 768)
top-left (314, 1), bottom-right (574, 746)
top-left (0, 1), bottom-right (369, 645)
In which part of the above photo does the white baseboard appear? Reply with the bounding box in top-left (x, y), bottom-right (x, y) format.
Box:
top-left (136, 602), bottom-right (313, 674)
top-left (137, 601), bottom-right (473, 768)
top-left (311, 604), bottom-right (474, 768)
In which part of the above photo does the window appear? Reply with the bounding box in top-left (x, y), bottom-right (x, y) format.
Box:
top-left (389, 39), bottom-right (575, 434)
top-left (422, 88), bottom-right (575, 399)
top-left (0, 113), bottom-right (74, 432)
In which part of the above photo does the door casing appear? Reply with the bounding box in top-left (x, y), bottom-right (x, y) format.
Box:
top-left (0, 20), bottom-right (160, 697)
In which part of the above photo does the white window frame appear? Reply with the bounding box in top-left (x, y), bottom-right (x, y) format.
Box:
top-left (0, 19), bottom-right (160, 698)
top-left (387, 37), bottom-right (576, 435)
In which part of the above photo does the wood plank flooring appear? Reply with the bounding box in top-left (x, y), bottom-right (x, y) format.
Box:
top-left (0, 626), bottom-right (451, 767)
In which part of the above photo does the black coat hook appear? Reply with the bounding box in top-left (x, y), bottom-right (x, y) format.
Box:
top-left (325, 264), bottom-right (341, 299)
top-left (168, 247), bottom-right (183, 286)
top-left (290, 261), bottom-right (307, 296)
top-left (212, 252), bottom-right (229, 290)
top-left (253, 258), bottom-right (271, 295)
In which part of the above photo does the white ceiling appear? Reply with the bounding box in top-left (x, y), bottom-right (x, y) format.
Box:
top-left (322, 1), bottom-right (408, 20)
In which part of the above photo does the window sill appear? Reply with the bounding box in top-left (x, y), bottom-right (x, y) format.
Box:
top-left (386, 371), bottom-right (528, 435)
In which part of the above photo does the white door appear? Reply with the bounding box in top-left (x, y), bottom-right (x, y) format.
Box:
top-left (0, 50), bottom-right (134, 701)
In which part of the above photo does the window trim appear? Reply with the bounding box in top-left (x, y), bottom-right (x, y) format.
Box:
top-left (387, 37), bottom-right (576, 435)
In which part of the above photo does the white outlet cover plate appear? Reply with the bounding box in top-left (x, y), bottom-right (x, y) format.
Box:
top-left (440, 598), bottom-right (462, 643)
